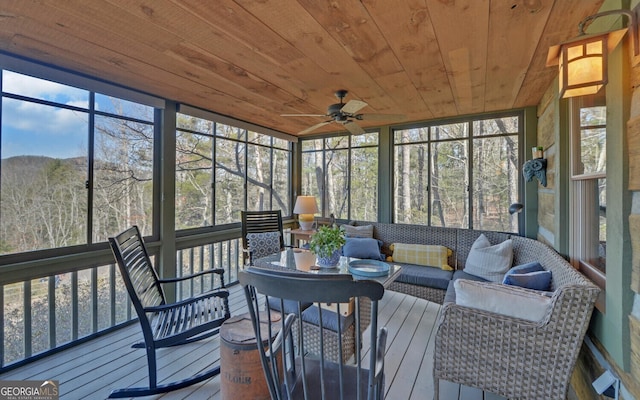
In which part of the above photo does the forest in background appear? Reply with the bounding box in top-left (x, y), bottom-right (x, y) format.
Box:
top-left (1, 112), bottom-right (154, 257)
top-left (394, 118), bottom-right (519, 232)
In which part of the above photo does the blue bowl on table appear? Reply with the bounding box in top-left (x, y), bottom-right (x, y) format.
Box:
top-left (348, 260), bottom-right (390, 277)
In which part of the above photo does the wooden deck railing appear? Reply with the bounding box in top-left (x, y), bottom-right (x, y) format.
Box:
top-left (175, 239), bottom-right (243, 299)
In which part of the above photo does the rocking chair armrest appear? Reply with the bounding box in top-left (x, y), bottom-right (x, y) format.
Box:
top-left (143, 289), bottom-right (229, 313)
top-left (158, 268), bottom-right (225, 284)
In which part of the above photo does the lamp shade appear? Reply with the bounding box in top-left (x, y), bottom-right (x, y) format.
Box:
top-left (560, 35), bottom-right (606, 98)
top-left (293, 196), bottom-right (319, 214)
top-left (293, 196), bottom-right (319, 230)
top-left (547, 28), bottom-right (627, 98)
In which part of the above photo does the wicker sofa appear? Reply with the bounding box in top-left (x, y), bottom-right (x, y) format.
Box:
top-left (349, 221), bottom-right (600, 400)
top-left (350, 221), bottom-right (515, 304)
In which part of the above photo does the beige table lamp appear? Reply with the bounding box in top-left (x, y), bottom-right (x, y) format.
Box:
top-left (293, 196), bottom-right (319, 230)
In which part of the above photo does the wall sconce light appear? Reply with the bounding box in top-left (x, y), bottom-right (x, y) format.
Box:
top-left (509, 202), bottom-right (524, 236)
top-left (509, 203), bottom-right (524, 215)
top-left (546, 8), bottom-right (638, 98)
top-left (293, 196), bottom-right (319, 230)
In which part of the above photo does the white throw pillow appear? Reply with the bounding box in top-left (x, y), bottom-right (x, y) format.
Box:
top-left (454, 279), bottom-right (552, 322)
top-left (463, 234), bottom-right (513, 282)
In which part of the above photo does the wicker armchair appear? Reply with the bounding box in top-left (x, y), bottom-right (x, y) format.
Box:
top-left (433, 236), bottom-right (600, 400)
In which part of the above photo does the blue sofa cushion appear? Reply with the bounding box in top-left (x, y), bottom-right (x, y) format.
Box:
top-left (301, 305), bottom-right (355, 332)
top-left (394, 263), bottom-right (453, 290)
top-left (342, 237), bottom-right (384, 260)
top-left (503, 270), bottom-right (552, 291)
top-left (501, 261), bottom-right (551, 291)
top-left (505, 261), bottom-right (544, 276)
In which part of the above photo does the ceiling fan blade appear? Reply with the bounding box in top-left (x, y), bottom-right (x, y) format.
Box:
top-left (340, 99), bottom-right (368, 115)
top-left (357, 113), bottom-right (406, 121)
top-left (298, 121), bottom-right (332, 135)
top-left (281, 113), bottom-right (327, 117)
top-left (343, 120), bottom-right (365, 135)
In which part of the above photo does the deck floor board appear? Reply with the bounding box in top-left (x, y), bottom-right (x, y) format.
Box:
top-left (1, 285), bottom-right (506, 399)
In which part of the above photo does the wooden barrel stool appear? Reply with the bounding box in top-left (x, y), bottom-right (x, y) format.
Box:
top-left (220, 312), bottom-right (282, 400)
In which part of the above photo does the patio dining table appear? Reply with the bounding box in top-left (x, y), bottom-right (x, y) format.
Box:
top-left (252, 248), bottom-right (401, 288)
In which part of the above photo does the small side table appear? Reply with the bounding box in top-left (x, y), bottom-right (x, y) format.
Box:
top-left (220, 313), bottom-right (281, 400)
top-left (289, 228), bottom-right (315, 247)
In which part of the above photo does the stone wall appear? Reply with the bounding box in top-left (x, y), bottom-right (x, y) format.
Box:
top-left (626, 54), bottom-right (640, 398)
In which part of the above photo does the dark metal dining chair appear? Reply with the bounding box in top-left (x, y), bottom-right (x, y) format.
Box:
top-left (241, 210), bottom-right (288, 265)
top-left (240, 267), bottom-right (388, 400)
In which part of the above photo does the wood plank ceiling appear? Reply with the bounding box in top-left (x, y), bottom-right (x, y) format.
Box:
top-left (0, 0), bottom-right (605, 137)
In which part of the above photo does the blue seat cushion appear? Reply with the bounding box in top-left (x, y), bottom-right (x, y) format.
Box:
top-left (268, 297), bottom-right (312, 314)
top-left (444, 270), bottom-right (490, 303)
top-left (444, 280), bottom-right (457, 304)
top-left (394, 263), bottom-right (453, 290)
top-left (301, 305), bottom-right (355, 332)
top-left (452, 269), bottom-right (490, 282)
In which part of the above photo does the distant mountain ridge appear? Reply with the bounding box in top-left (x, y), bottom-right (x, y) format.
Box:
top-left (1, 155), bottom-right (86, 180)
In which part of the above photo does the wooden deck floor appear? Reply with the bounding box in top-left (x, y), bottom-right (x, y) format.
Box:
top-left (0, 285), bottom-right (506, 400)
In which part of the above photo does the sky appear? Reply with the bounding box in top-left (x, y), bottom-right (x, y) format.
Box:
top-left (2, 71), bottom-right (90, 159)
top-left (1, 70), bottom-right (152, 160)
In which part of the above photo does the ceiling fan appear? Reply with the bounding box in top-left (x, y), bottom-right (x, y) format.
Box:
top-left (281, 90), bottom-right (405, 135)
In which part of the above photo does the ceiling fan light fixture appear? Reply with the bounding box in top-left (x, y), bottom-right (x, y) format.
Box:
top-left (281, 89), bottom-right (405, 135)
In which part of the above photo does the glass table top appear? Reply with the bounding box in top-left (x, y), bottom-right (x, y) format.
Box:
top-left (253, 248), bottom-right (402, 287)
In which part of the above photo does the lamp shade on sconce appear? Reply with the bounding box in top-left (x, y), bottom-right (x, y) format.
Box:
top-left (547, 28), bottom-right (627, 98)
top-left (293, 196), bottom-right (319, 230)
top-left (559, 34), bottom-right (606, 98)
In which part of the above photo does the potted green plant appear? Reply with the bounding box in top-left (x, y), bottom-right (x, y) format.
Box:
top-left (309, 225), bottom-right (346, 267)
